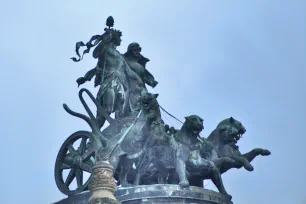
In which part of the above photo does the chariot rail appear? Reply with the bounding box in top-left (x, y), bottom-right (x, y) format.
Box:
top-left (55, 88), bottom-right (113, 195)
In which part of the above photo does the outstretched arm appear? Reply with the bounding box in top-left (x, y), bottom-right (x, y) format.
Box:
top-left (92, 40), bottom-right (107, 59)
top-left (76, 68), bottom-right (96, 87)
top-left (138, 55), bottom-right (158, 88)
top-left (144, 69), bottom-right (158, 88)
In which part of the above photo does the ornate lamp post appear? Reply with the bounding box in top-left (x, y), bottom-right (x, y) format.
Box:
top-left (88, 159), bottom-right (120, 204)
top-left (87, 117), bottom-right (121, 203)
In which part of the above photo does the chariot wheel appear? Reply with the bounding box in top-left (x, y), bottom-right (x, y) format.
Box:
top-left (55, 131), bottom-right (96, 196)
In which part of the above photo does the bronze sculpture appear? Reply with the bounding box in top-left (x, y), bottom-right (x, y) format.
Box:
top-left (54, 16), bottom-right (271, 203)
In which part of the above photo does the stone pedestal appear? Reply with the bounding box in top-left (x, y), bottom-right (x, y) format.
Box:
top-left (54, 184), bottom-right (232, 204)
top-left (116, 184), bottom-right (232, 204)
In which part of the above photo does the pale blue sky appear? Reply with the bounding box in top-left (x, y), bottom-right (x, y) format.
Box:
top-left (0, 1), bottom-right (305, 204)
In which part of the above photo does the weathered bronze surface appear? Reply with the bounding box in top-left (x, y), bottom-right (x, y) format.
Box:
top-left (54, 16), bottom-right (271, 203)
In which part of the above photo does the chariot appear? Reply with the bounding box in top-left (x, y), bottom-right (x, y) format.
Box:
top-left (54, 88), bottom-right (153, 196)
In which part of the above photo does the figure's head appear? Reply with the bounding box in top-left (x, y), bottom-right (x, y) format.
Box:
top-left (139, 93), bottom-right (160, 119)
top-left (217, 117), bottom-right (246, 144)
top-left (113, 33), bottom-right (122, 46)
top-left (105, 30), bottom-right (122, 46)
top-left (126, 42), bottom-right (142, 58)
top-left (183, 115), bottom-right (204, 137)
top-left (100, 30), bottom-right (122, 47)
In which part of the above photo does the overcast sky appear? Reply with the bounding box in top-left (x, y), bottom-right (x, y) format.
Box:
top-left (0, 1), bottom-right (305, 204)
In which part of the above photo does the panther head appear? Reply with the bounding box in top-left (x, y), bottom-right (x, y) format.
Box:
top-left (139, 93), bottom-right (160, 120)
top-left (183, 115), bottom-right (204, 137)
top-left (217, 117), bottom-right (246, 144)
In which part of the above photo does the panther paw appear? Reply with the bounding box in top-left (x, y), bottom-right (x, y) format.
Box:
top-left (260, 149), bottom-right (271, 156)
top-left (179, 180), bottom-right (189, 188)
top-left (245, 164), bottom-right (254, 171)
top-left (225, 194), bottom-right (232, 200)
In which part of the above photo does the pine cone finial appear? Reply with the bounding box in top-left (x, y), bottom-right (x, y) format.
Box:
top-left (106, 16), bottom-right (114, 28)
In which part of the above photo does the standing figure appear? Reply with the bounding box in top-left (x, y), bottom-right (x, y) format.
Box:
top-left (72, 16), bottom-right (131, 128)
top-left (124, 42), bottom-right (158, 112)
top-left (72, 17), bottom-right (159, 128)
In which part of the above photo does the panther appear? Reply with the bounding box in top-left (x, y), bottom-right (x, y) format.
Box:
top-left (111, 92), bottom-right (164, 187)
top-left (207, 117), bottom-right (271, 173)
top-left (97, 92), bottom-right (161, 186)
top-left (138, 115), bottom-right (234, 199)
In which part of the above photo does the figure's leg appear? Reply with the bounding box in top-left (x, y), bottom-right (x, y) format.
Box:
top-left (103, 88), bottom-right (116, 115)
top-left (176, 158), bottom-right (189, 187)
top-left (115, 82), bottom-right (129, 119)
top-left (188, 176), bottom-right (204, 187)
top-left (96, 112), bottom-right (106, 129)
top-left (151, 157), bottom-right (169, 183)
top-left (221, 149), bottom-right (271, 173)
top-left (133, 172), bottom-right (141, 185)
top-left (119, 159), bottom-right (131, 187)
top-left (231, 155), bottom-right (254, 171)
top-left (157, 173), bottom-right (166, 184)
top-left (96, 88), bottom-right (116, 128)
top-left (167, 171), bottom-right (179, 184)
top-left (202, 160), bottom-right (232, 199)
top-left (133, 155), bottom-right (146, 185)
top-left (221, 146), bottom-right (254, 171)
top-left (114, 86), bottom-right (126, 119)
top-left (115, 93), bottom-right (124, 119)
top-left (212, 157), bottom-right (236, 170)
top-left (96, 95), bottom-right (106, 129)
top-left (109, 148), bottom-right (123, 176)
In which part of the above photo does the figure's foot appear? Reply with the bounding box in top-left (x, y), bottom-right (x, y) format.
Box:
top-left (245, 164), bottom-right (254, 171)
top-left (260, 149), bottom-right (271, 156)
top-left (179, 180), bottom-right (189, 188)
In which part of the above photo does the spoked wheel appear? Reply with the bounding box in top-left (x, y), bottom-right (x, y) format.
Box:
top-left (55, 131), bottom-right (96, 196)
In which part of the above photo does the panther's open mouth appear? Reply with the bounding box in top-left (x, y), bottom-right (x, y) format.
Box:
top-left (232, 128), bottom-right (246, 143)
top-left (142, 101), bottom-right (149, 107)
top-left (233, 134), bottom-right (242, 143)
top-left (192, 129), bottom-right (200, 135)
top-left (191, 125), bottom-right (204, 136)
